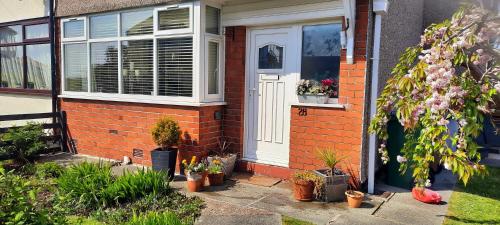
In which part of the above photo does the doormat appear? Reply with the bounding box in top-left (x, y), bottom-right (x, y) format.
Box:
top-left (230, 173), bottom-right (281, 187)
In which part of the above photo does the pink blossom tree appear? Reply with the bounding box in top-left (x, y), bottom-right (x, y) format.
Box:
top-left (369, 3), bottom-right (499, 188)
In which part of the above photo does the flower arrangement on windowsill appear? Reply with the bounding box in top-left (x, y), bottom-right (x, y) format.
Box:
top-left (296, 78), bottom-right (338, 104)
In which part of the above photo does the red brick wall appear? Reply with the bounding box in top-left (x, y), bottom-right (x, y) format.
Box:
top-left (289, 0), bottom-right (369, 177)
top-left (61, 99), bottom-right (222, 170)
top-left (223, 26), bottom-right (246, 157)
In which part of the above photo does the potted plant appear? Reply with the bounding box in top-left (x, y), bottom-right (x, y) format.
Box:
top-left (207, 137), bottom-right (237, 178)
top-left (207, 159), bottom-right (224, 186)
top-left (345, 162), bottom-right (364, 208)
top-left (151, 117), bottom-right (181, 180)
top-left (296, 78), bottom-right (338, 104)
top-left (314, 148), bottom-right (349, 202)
top-left (292, 171), bottom-right (323, 201)
top-left (182, 156), bottom-right (206, 192)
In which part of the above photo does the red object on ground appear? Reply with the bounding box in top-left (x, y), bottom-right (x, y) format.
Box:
top-left (412, 188), bottom-right (442, 204)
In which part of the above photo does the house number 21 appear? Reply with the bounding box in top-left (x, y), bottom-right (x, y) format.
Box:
top-left (298, 107), bottom-right (307, 116)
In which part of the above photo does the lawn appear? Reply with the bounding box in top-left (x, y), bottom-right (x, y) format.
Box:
top-left (282, 215), bottom-right (314, 225)
top-left (444, 167), bottom-right (500, 225)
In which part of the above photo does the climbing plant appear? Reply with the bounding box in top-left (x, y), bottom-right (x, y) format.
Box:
top-left (369, 3), bottom-right (499, 187)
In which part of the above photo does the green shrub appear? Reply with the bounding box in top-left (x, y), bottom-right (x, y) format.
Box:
top-left (151, 117), bottom-right (181, 149)
top-left (0, 123), bottom-right (47, 163)
top-left (102, 169), bottom-right (169, 205)
top-left (56, 162), bottom-right (114, 211)
top-left (0, 167), bottom-right (67, 224)
top-left (127, 211), bottom-right (185, 225)
top-left (35, 162), bottom-right (65, 179)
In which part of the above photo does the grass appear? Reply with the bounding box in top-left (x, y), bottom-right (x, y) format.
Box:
top-left (67, 216), bottom-right (104, 225)
top-left (282, 215), bottom-right (314, 225)
top-left (443, 167), bottom-right (500, 225)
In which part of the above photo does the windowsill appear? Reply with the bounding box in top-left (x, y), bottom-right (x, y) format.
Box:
top-left (291, 102), bottom-right (345, 109)
top-left (59, 94), bottom-right (227, 107)
top-left (0, 88), bottom-right (52, 96)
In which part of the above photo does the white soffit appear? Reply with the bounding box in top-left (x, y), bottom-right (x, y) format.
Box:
top-left (221, 0), bottom-right (345, 27)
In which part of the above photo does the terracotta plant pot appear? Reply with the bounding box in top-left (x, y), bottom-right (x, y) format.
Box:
top-left (208, 172), bottom-right (224, 186)
top-left (293, 180), bottom-right (315, 201)
top-left (186, 173), bottom-right (202, 192)
top-left (345, 190), bottom-right (364, 208)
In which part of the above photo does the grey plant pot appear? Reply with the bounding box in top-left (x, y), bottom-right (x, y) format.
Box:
top-left (314, 169), bottom-right (350, 202)
top-left (207, 154), bottom-right (237, 178)
top-left (151, 147), bottom-right (177, 180)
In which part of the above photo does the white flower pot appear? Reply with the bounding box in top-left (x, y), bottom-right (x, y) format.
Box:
top-left (298, 94), bottom-right (329, 104)
top-left (207, 154), bottom-right (237, 178)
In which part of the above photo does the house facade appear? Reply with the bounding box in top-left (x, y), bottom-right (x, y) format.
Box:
top-left (0, 0), bottom-right (54, 127)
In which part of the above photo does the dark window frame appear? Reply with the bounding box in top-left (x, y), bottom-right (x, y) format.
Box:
top-left (0, 17), bottom-right (51, 95)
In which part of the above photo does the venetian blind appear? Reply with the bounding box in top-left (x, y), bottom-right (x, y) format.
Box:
top-left (207, 42), bottom-right (219, 94)
top-left (64, 43), bottom-right (87, 92)
top-left (90, 14), bottom-right (117, 39)
top-left (122, 40), bottom-right (154, 95)
top-left (90, 42), bottom-right (118, 93)
top-left (158, 37), bottom-right (193, 97)
top-left (158, 8), bottom-right (190, 30)
top-left (121, 10), bottom-right (153, 36)
top-left (205, 6), bottom-right (220, 34)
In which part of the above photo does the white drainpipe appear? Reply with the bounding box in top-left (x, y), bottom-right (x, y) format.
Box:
top-left (368, 0), bottom-right (389, 194)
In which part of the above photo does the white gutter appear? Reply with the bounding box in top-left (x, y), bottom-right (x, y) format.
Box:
top-left (368, 0), bottom-right (389, 194)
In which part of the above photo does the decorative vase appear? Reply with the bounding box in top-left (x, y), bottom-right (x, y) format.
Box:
top-left (186, 172), bottom-right (202, 192)
top-left (293, 180), bottom-right (315, 201)
top-left (207, 154), bottom-right (237, 178)
top-left (208, 172), bottom-right (225, 186)
top-left (298, 94), bottom-right (329, 104)
top-left (345, 190), bottom-right (364, 208)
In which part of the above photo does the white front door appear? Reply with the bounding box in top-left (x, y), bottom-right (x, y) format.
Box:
top-left (244, 27), bottom-right (298, 167)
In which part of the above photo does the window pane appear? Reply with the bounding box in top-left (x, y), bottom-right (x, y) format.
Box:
top-left (121, 10), bottom-right (153, 36)
top-left (26, 24), bottom-right (49, 39)
top-left (158, 37), bottom-right (192, 97)
top-left (207, 42), bottom-right (219, 94)
top-left (158, 8), bottom-right (190, 31)
top-left (301, 23), bottom-right (341, 97)
top-left (90, 14), bottom-right (117, 38)
top-left (0, 46), bottom-right (23, 88)
top-left (0, 26), bottom-right (22, 44)
top-left (258, 44), bottom-right (283, 69)
top-left (63, 20), bottom-right (84, 38)
top-left (26, 44), bottom-right (51, 90)
top-left (206, 6), bottom-right (220, 34)
top-left (122, 40), bottom-right (153, 95)
top-left (64, 43), bottom-right (88, 92)
top-left (91, 42), bottom-right (118, 93)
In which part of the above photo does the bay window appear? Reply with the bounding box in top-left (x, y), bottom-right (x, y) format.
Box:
top-left (0, 18), bottom-right (51, 92)
top-left (61, 2), bottom-right (224, 104)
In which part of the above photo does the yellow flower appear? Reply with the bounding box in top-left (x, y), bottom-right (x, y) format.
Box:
top-left (182, 159), bottom-right (187, 165)
top-left (190, 156), bottom-right (197, 165)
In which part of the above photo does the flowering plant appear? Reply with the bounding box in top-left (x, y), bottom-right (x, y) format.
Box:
top-left (208, 159), bottom-right (224, 174)
top-left (296, 78), bottom-right (338, 97)
top-left (182, 156), bottom-right (207, 174)
top-left (369, 4), bottom-right (499, 188)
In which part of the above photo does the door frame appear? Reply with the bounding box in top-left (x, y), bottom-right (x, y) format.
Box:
top-left (242, 25), bottom-right (297, 167)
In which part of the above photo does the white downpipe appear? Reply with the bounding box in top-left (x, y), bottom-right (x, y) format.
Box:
top-left (368, 13), bottom-right (382, 194)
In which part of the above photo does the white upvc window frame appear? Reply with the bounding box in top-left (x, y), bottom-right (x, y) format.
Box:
top-left (61, 17), bottom-right (87, 42)
top-left (204, 38), bottom-right (223, 100)
top-left (60, 3), bottom-right (208, 105)
top-left (153, 2), bottom-right (194, 36)
top-left (202, 1), bottom-right (223, 101)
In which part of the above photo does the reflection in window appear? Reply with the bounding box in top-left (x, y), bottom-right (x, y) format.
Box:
top-left (207, 42), bottom-right (219, 94)
top-left (27, 44), bottom-right (51, 90)
top-left (301, 23), bottom-right (341, 97)
top-left (158, 8), bottom-right (190, 31)
top-left (258, 44), bottom-right (283, 69)
top-left (0, 46), bottom-right (23, 88)
top-left (121, 10), bottom-right (153, 36)
top-left (0, 26), bottom-right (22, 44)
top-left (90, 14), bottom-right (117, 38)
top-left (90, 42), bottom-right (118, 93)
top-left (64, 43), bottom-right (87, 92)
top-left (26, 24), bottom-right (49, 39)
top-left (63, 20), bottom-right (84, 38)
top-left (206, 6), bottom-right (220, 34)
top-left (122, 40), bottom-right (154, 95)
